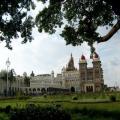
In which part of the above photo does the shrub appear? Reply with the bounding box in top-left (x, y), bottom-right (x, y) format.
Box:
top-left (10, 104), bottom-right (71, 120)
top-left (16, 96), bottom-right (30, 100)
top-left (0, 113), bottom-right (9, 120)
top-left (5, 105), bottom-right (11, 113)
top-left (109, 95), bottom-right (116, 102)
top-left (72, 96), bottom-right (78, 100)
top-left (43, 94), bottom-right (47, 98)
top-left (55, 104), bottom-right (61, 108)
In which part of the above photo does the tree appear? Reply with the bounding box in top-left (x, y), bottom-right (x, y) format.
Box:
top-left (36, 0), bottom-right (120, 54)
top-left (24, 76), bottom-right (30, 87)
top-left (0, 69), bottom-right (16, 95)
top-left (0, 0), bottom-right (35, 49)
top-left (0, 70), bottom-right (7, 80)
top-left (8, 69), bottom-right (16, 86)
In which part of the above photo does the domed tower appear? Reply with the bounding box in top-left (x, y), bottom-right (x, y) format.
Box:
top-left (79, 54), bottom-right (87, 72)
top-left (79, 54), bottom-right (87, 92)
top-left (92, 52), bottom-right (104, 92)
top-left (66, 53), bottom-right (76, 71)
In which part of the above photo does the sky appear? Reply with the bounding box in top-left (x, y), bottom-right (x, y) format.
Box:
top-left (0, 1), bottom-right (120, 87)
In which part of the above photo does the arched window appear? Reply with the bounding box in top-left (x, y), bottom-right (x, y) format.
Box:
top-left (37, 88), bottom-right (40, 91)
top-left (41, 88), bottom-right (46, 93)
top-left (33, 88), bottom-right (36, 91)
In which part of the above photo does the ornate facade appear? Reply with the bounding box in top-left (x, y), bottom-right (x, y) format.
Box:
top-left (0, 53), bottom-right (104, 95)
top-left (29, 52), bottom-right (104, 93)
top-left (61, 53), bottom-right (104, 92)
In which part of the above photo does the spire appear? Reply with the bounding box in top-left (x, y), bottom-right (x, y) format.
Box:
top-left (66, 53), bottom-right (76, 71)
top-left (30, 71), bottom-right (35, 77)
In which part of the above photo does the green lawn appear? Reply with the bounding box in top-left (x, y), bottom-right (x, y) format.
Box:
top-left (0, 92), bottom-right (120, 111)
top-left (0, 92), bottom-right (120, 120)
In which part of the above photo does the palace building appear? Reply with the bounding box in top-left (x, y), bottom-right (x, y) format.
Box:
top-left (0, 52), bottom-right (104, 95)
top-left (61, 53), bottom-right (104, 92)
top-left (29, 52), bottom-right (104, 93)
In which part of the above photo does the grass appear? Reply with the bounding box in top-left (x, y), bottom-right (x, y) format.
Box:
top-left (0, 92), bottom-right (119, 110)
top-left (0, 92), bottom-right (120, 120)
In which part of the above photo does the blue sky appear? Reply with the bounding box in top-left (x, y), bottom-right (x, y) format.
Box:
top-left (0, 1), bottom-right (120, 87)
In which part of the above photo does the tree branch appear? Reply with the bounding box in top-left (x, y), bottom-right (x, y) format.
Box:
top-left (98, 20), bottom-right (120, 43)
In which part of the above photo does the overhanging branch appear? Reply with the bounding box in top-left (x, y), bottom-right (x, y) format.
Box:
top-left (98, 20), bottom-right (120, 43)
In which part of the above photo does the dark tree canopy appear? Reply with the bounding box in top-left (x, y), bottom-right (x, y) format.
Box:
top-left (0, 0), bottom-right (120, 51)
top-left (0, 69), bottom-right (16, 82)
top-left (36, 0), bottom-right (120, 53)
top-left (0, 0), bottom-right (35, 49)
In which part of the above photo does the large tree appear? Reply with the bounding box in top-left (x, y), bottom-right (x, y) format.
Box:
top-left (0, 0), bottom-right (35, 49)
top-left (36, 0), bottom-right (120, 54)
top-left (0, 69), bottom-right (16, 83)
top-left (1, 0), bottom-right (120, 52)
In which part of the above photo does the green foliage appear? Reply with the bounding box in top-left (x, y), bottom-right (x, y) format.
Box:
top-left (0, 113), bottom-right (9, 120)
top-left (9, 104), bottom-right (71, 120)
top-left (43, 94), bottom-right (47, 98)
top-left (109, 95), bottom-right (116, 102)
top-left (72, 96), bottom-right (78, 100)
top-left (16, 96), bottom-right (31, 100)
top-left (36, 0), bottom-right (120, 52)
top-left (24, 76), bottom-right (30, 87)
top-left (71, 107), bottom-right (120, 120)
top-left (1, 0), bottom-right (120, 50)
top-left (15, 90), bottom-right (30, 100)
top-left (0, 0), bottom-right (35, 49)
top-left (0, 69), bottom-right (16, 82)
top-left (4, 105), bottom-right (11, 114)
top-left (0, 70), bottom-right (7, 81)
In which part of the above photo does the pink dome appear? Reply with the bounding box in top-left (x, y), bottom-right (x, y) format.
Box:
top-left (94, 52), bottom-right (99, 58)
top-left (81, 54), bottom-right (86, 60)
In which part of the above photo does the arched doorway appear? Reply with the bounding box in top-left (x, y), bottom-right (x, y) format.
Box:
top-left (41, 88), bottom-right (46, 94)
top-left (86, 86), bottom-right (93, 92)
top-left (71, 87), bottom-right (75, 92)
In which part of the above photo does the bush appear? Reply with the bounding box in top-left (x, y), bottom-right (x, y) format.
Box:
top-left (5, 105), bottom-right (11, 113)
top-left (0, 113), bottom-right (9, 120)
top-left (72, 96), bottom-right (78, 100)
top-left (43, 94), bottom-right (47, 98)
top-left (10, 104), bottom-right (71, 120)
top-left (109, 95), bottom-right (116, 102)
top-left (16, 96), bottom-right (30, 100)
top-left (55, 104), bottom-right (61, 108)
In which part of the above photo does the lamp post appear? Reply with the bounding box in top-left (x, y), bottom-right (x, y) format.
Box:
top-left (6, 58), bottom-right (11, 96)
